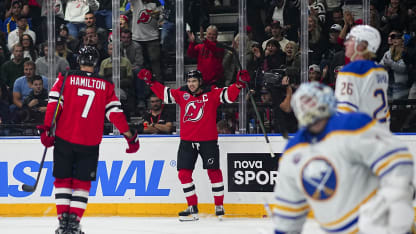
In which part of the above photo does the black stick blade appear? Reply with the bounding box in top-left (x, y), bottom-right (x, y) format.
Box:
top-left (22, 184), bottom-right (36, 192)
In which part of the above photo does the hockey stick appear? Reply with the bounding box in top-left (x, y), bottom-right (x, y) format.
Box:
top-left (22, 69), bottom-right (69, 192)
top-left (218, 43), bottom-right (276, 158)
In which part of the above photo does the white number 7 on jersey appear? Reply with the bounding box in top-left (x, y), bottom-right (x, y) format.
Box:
top-left (77, 88), bottom-right (95, 118)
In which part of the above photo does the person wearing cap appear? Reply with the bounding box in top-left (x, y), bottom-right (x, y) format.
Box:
top-left (308, 64), bottom-right (322, 82)
top-left (262, 21), bottom-right (289, 52)
top-left (320, 24), bottom-right (344, 84)
top-left (55, 36), bottom-right (77, 69)
top-left (335, 25), bottom-right (390, 130)
top-left (58, 24), bottom-right (79, 53)
top-left (7, 15), bottom-right (35, 51)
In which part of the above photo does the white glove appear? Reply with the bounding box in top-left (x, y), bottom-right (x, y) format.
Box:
top-left (359, 177), bottom-right (414, 234)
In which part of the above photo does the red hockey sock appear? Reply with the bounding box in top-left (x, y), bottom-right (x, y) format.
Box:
top-left (69, 179), bottom-right (91, 220)
top-left (207, 169), bottom-right (224, 206)
top-left (54, 178), bottom-right (73, 218)
top-left (178, 169), bottom-right (198, 206)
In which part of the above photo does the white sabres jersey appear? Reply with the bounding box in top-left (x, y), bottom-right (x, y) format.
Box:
top-left (335, 60), bottom-right (390, 129)
top-left (273, 113), bottom-right (413, 234)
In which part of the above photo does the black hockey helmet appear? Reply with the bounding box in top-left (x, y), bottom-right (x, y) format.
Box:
top-left (185, 70), bottom-right (203, 84)
top-left (77, 46), bottom-right (100, 67)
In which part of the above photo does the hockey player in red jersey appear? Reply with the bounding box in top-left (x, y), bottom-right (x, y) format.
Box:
top-left (38, 46), bottom-right (140, 234)
top-left (138, 68), bottom-right (250, 221)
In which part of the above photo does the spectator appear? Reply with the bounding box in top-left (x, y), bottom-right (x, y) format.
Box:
top-left (142, 94), bottom-right (174, 134)
top-left (309, 0), bottom-right (326, 25)
top-left (19, 33), bottom-right (38, 61)
top-left (328, 7), bottom-right (344, 27)
top-left (120, 14), bottom-right (129, 30)
top-left (13, 60), bottom-right (47, 110)
top-left (267, 0), bottom-right (300, 42)
top-left (308, 15), bottom-right (327, 65)
top-left (0, 43), bottom-right (24, 93)
top-left (187, 25), bottom-right (225, 85)
top-left (0, 45), bottom-right (8, 66)
top-left (58, 24), bottom-right (79, 53)
top-left (0, 85), bottom-right (11, 135)
top-left (39, 0), bottom-right (65, 44)
top-left (21, 75), bottom-right (48, 124)
top-left (94, 0), bottom-right (112, 30)
top-left (3, 0), bottom-right (30, 38)
top-left (55, 36), bottom-right (77, 69)
top-left (35, 42), bottom-right (69, 77)
top-left (79, 11), bottom-right (108, 47)
top-left (283, 41), bottom-right (299, 68)
top-left (64, 0), bottom-right (99, 38)
top-left (308, 64), bottom-right (322, 82)
top-left (216, 119), bottom-right (232, 134)
top-left (222, 32), bottom-right (257, 87)
top-left (258, 86), bottom-right (273, 133)
top-left (77, 26), bottom-right (108, 70)
top-left (161, 0), bottom-right (175, 52)
top-left (321, 24), bottom-right (344, 83)
top-left (7, 15), bottom-right (35, 51)
top-left (262, 39), bottom-right (286, 72)
top-left (380, 0), bottom-right (408, 34)
top-left (99, 42), bottom-right (134, 118)
top-left (130, 0), bottom-right (163, 80)
top-left (120, 28), bottom-right (145, 109)
top-left (262, 21), bottom-right (289, 52)
top-left (342, 0), bottom-right (363, 20)
top-left (380, 30), bottom-right (409, 100)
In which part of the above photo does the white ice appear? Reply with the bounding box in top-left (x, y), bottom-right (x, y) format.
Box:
top-left (0, 217), bottom-right (325, 234)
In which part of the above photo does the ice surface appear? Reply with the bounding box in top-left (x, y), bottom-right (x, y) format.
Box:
top-left (0, 217), bottom-right (324, 234)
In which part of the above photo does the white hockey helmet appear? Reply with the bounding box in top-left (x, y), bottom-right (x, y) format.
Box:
top-left (346, 25), bottom-right (381, 53)
top-left (291, 82), bottom-right (337, 127)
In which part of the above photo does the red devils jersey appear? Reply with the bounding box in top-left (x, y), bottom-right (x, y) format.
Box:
top-left (44, 70), bottom-right (130, 146)
top-left (151, 82), bottom-right (242, 141)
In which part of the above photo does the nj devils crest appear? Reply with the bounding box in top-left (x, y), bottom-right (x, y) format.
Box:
top-left (183, 101), bottom-right (205, 122)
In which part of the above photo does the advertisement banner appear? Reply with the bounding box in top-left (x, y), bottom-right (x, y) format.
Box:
top-left (227, 153), bottom-right (281, 192)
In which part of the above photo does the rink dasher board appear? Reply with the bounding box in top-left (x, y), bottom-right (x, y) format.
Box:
top-left (1, 134), bottom-right (416, 217)
top-left (0, 135), bottom-right (287, 217)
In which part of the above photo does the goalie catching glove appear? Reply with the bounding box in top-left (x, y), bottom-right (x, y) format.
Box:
top-left (37, 125), bottom-right (55, 148)
top-left (236, 70), bottom-right (250, 89)
top-left (124, 131), bottom-right (140, 153)
top-left (137, 69), bottom-right (154, 85)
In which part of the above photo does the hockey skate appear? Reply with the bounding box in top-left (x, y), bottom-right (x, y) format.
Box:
top-left (215, 205), bottom-right (225, 220)
top-left (178, 205), bottom-right (199, 221)
top-left (55, 212), bottom-right (69, 234)
top-left (64, 213), bottom-right (85, 234)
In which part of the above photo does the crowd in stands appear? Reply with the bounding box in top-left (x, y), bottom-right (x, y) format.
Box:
top-left (0, 0), bottom-right (416, 136)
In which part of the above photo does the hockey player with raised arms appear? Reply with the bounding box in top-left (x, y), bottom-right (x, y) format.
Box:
top-left (138, 68), bottom-right (250, 221)
top-left (38, 46), bottom-right (140, 234)
top-left (335, 25), bottom-right (390, 129)
top-left (272, 82), bottom-right (414, 234)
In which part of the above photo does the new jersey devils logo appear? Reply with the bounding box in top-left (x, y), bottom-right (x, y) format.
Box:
top-left (137, 9), bottom-right (152, 24)
top-left (183, 101), bottom-right (204, 122)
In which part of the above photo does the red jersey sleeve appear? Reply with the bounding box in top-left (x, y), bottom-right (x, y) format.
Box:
top-left (105, 87), bottom-right (129, 134)
top-left (44, 72), bottom-right (64, 127)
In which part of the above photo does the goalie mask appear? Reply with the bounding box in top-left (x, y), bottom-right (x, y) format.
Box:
top-left (77, 46), bottom-right (100, 67)
top-left (291, 82), bottom-right (337, 127)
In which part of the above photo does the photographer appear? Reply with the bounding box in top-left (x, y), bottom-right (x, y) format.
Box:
top-left (261, 69), bottom-right (298, 135)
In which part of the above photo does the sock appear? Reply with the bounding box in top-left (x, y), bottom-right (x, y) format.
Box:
top-left (54, 178), bottom-right (73, 219)
top-left (69, 179), bottom-right (91, 220)
top-left (207, 169), bottom-right (224, 206)
top-left (178, 169), bottom-right (197, 206)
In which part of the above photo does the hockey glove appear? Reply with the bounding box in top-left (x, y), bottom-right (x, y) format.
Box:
top-left (358, 177), bottom-right (414, 234)
top-left (125, 131), bottom-right (140, 153)
top-left (37, 125), bottom-right (55, 148)
top-left (137, 69), bottom-right (154, 85)
top-left (236, 70), bottom-right (250, 89)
